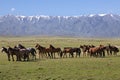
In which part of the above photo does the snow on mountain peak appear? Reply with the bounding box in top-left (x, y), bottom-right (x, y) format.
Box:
top-left (98, 14), bottom-right (107, 16)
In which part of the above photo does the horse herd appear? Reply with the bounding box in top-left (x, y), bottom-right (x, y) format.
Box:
top-left (1, 43), bottom-right (119, 61)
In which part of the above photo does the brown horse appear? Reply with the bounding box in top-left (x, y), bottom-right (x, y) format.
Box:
top-left (89, 45), bottom-right (106, 57)
top-left (49, 44), bottom-right (62, 58)
top-left (80, 45), bottom-right (95, 57)
top-left (80, 45), bottom-right (90, 57)
top-left (35, 44), bottom-right (52, 59)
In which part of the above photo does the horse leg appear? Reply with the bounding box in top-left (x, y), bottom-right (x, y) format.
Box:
top-left (69, 53), bottom-right (71, 58)
top-left (11, 55), bottom-right (14, 61)
top-left (16, 55), bottom-right (18, 61)
top-left (23, 53), bottom-right (26, 61)
top-left (27, 54), bottom-right (29, 61)
top-left (107, 50), bottom-right (109, 56)
top-left (78, 52), bottom-right (81, 58)
top-left (39, 52), bottom-right (40, 59)
top-left (51, 52), bottom-right (53, 59)
top-left (34, 54), bottom-right (36, 60)
top-left (83, 52), bottom-right (85, 57)
top-left (110, 50), bottom-right (112, 55)
top-left (114, 51), bottom-right (117, 56)
top-left (7, 54), bottom-right (10, 61)
top-left (60, 51), bottom-right (63, 58)
top-left (53, 52), bottom-right (55, 59)
top-left (75, 52), bottom-right (77, 58)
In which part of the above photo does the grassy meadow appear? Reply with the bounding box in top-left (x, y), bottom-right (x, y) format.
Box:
top-left (0, 36), bottom-right (120, 80)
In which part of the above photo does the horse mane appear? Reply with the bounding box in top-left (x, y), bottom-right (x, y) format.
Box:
top-left (18, 44), bottom-right (26, 49)
top-left (36, 44), bottom-right (46, 49)
top-left (50, 44), bottom-right (55, 49)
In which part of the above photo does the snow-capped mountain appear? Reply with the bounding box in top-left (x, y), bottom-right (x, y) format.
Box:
top-left (0, 14), bottom-right (120, 37)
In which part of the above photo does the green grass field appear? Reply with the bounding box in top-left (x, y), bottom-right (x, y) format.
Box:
top-left (0, 37), bottom-right (120, 80)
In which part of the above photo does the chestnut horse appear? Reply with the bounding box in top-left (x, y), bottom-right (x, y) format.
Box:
top-left (89, 45), bottom-right (106, 57)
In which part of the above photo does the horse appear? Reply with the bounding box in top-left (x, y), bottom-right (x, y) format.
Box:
top-left (15, 44), bottom-right (37, 60)
top-left (62, 47), bottom-right (74, 58)
top-left (106, 44), bottom-right (119, 56)
top-left (13, 46), bottom-right (30, 61)
top-left (7, 46), bottom-right (21, 61)
top-left (35, 44), bottom-right (52, 59)
top-left (72, 48), bottom-right (81, 58)
top-left (89, 45), bottom-right (106, 57)
top-left (80, 45), bottom-right (95, 57)
top-left (49, 44), bottom-right (62, 58)
top-left (80, 45), bottom-right (90, 57)
top-left (26, 48), bottom-right (37, 60)
top-left (1, 47), bottom-right (12, 61)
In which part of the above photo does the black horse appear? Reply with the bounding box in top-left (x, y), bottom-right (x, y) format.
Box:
top-left (1, 46), bottom-right (22, 61)
top-left (15, 44), bottom-right (37, 60)
top-left (26, 48), bottom-right (37, 60)
top-left (1, 47), bottom-right (12, 61)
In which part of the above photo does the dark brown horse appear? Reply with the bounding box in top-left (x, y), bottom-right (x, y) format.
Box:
top-left (106, 44), bottom-right (119, 56)
top-left (8, 46), bottom-right (30, 61)
top-left (35, 44), bottom-right (52, 59)
top-left (1, 46), bottom-right (23, 61)
top-left (49, 44), bottom-right (62, 58)
top-left (62, 47), bottom-right (75, 58)
top-left (1, 47), bottom-right (12, 61)
top-left (15, 44), bottom-right (37, 60)
top-left (72, 48), bottom-right (81, 58)
top-left (89, 45), bottom-right (106, 57)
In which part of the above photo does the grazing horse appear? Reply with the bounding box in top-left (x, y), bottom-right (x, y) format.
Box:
top-left (106, 44), bottom-right (119, 56)
top-left (89, 45), bottom-right (106, 57)
top-left (49, 44), bottom-right (62, 58)
top-left (35, 44), bottom-right (52, 59)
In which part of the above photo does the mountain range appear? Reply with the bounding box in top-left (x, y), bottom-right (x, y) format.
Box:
top-left (0, 14), bottom-right (120, 37)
